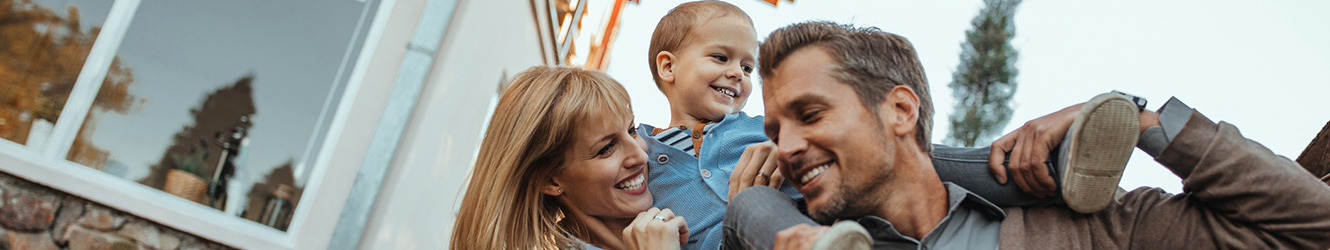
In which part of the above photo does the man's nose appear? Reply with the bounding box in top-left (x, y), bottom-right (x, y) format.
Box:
top-left (776, 128), bottom-right (807, 162)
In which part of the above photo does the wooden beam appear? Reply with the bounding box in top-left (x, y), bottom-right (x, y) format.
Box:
top-left (1297, 120), bottom-right (1330, 182)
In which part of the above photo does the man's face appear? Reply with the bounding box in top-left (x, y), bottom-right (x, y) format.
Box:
top-left (762, 47), bottom-right (900, 223)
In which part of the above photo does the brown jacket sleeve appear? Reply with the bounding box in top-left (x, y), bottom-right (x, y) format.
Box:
top-left (1133, 111), bottom-right (1330, 249)
top-left (1001, 110), bottom-right (1330, 250)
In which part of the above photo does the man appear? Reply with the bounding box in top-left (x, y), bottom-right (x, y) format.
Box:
top-left (723, 21), bottom-right (1330, 249)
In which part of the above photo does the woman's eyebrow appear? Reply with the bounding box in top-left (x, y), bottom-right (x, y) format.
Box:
top-left (590, 132), bottom-right (616, 149)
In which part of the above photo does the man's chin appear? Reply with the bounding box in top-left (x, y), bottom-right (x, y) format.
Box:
top-left (807, 195), bottom-right (848, 225)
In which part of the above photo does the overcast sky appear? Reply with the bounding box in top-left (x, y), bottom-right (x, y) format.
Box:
top-left (603, 0), bottom-right (1330, 193)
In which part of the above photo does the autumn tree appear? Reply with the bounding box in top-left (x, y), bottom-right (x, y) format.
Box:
top-left (946, 0), bottom-right (1021, 147)
top-left (0, 0), bottom-right (137, 156)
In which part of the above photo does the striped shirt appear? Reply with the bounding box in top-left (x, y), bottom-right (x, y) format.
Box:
top-left (650, 122), bottom-right (715, 158)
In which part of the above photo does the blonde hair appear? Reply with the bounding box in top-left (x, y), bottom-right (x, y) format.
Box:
top-left (647, 0), bottom-right (753, 90)
top-left (451, 66), bottom-right (633, 249)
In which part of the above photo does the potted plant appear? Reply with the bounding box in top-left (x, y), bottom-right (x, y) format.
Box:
top-left (163, 151), bottom-right (210, 204)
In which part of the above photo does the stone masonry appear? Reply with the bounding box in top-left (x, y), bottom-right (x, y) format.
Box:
top-left (0, 172), bottom-right (232, 250)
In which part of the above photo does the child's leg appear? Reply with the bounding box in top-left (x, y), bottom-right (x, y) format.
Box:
top-left (931, 144), bottom-right (1062, 207)
top-left (722, 186), bottom-right (821, 250)
top-left (933, 92), bottom-right (1143, 211)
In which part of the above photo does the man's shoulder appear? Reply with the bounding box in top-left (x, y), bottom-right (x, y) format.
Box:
top-left (942, 183), bottom-right (1006, 220)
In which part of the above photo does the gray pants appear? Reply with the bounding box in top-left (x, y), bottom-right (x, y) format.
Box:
top-left (721, 144), bottom-right (1063, 249)
top-left (930, 144), bottom-right (1062, 208)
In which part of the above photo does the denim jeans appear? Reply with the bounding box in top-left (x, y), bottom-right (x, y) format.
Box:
top-left (931, 144), bottom-right (1062, 208)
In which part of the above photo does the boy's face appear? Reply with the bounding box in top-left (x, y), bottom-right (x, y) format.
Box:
top-left (667, 16), bottom-right (758, 121)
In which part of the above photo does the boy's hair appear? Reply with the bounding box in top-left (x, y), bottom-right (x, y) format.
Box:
top-left (647, 0), bottom-right (754, 90)
top-left (759, 21), bottom-right (934, 153)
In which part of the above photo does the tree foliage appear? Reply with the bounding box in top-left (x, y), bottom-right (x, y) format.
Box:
top-left (946, 0), bottom-right (1021, 147)
top-left (0, 0), bottom-right (138, 149)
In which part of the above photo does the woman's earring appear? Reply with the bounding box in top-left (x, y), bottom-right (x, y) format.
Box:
top-left (557, 189), bottom-right (563, 193)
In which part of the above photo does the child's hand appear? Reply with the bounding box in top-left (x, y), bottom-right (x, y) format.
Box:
top-left (729, 141), bottom-right (783, 200)
top-left (623, 207), bottom-right (689, 250)
top-left (773, 224), bottom-right (828, 250)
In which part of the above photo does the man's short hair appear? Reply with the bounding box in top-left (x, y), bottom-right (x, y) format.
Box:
top-left (647, 0), bottom-right (753, 90)
top-left (759, 21), bottom-right (934, 153)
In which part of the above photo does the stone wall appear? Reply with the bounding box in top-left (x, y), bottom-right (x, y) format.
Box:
top-left (0, 172), bottom-right (232, 250)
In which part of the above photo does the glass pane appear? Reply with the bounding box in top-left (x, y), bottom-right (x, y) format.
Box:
top-left (67, 0), bottom-right (378, 230)
top-left (0, 0), bottom-right (114, 148)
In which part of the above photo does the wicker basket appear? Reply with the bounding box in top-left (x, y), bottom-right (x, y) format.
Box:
top-left (163, 169), bottom-right (208, 204)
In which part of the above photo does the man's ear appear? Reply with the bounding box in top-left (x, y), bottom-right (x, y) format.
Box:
top-left (881, 86), bottom-right (920, 137)
top-left (540, 177), bottom-right (565, 196)
top-left (656, 51), bottom-right (677, 85)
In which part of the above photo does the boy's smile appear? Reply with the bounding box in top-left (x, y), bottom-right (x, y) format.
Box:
top-left (664, 15), bottom-right (758, 124)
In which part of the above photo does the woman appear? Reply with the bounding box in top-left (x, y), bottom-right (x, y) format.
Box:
top-left (451, 66), bottom-right (687, 250)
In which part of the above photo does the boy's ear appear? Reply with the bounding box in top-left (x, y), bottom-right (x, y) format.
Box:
top-left (540, 176), bottom-right (565, 196)
top-left (656, 51), bottom-right (677, 85)
top-left (880, 86), bottom-right (920, 137)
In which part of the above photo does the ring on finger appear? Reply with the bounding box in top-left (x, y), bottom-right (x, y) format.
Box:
top-left (757, 170), bottom-right (768, 179)
top-left (654, 215), bottom-right (668, 222)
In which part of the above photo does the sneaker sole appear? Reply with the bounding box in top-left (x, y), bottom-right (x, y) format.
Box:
top-left (1062, 94), bottom-right (1140, 214)
top-left (811, 221), bottom-right (872, 250)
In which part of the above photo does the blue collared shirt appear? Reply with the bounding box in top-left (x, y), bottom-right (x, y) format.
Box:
top-left (855, 183), bottom-right (1005, 249)
top-left (640, 112), bottom-right (802, 250)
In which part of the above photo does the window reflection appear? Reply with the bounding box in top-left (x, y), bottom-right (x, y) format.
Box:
top-left (0, 0), bottom-right (117, 148)
top-left (66, 0), bottom-right (376, 230)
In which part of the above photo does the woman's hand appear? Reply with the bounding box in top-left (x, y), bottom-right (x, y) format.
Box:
top-left (730, 141), bottom-right (784, 200)
top-left (623, 207), bottom-right (689, 250)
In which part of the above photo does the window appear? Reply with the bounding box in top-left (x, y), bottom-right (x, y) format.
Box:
top-left (0, 0), bottom-right (115, 150)
top-left (0, 0), bottom-right (396, 248)
top-left (64, 0), bottom-right (376, 230)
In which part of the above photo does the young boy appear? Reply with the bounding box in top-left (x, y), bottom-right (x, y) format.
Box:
top-left (637, 3), bottom-right (782, 249)
top-left (639, 1), bottom-right (1133, 249)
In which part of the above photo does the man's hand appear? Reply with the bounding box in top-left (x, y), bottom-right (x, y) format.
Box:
top-left (729, 141), bottom-right (784, 200)
top-left (989, 103), bottom-right (1082, 198)
top-left (623, 208), bottom-right (689, 250)
top-left (773, 224), bottom-right (829, 250)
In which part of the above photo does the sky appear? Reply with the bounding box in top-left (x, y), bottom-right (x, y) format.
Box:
top-left (602, 0), bottom-right (1330, 193)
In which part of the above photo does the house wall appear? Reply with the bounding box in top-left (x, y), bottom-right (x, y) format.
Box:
top-left (355, 0), bottom-right (554, 248)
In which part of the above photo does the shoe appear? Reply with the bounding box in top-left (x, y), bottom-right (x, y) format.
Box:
top-left (1059, 92), bottom-right (1141, 214)
top-left (811, 221), bottom-right (872, 250)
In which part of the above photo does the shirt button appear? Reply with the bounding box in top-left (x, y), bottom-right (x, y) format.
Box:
top-left (701, 169), bottom-right (712, 178)
top-left (656, 154), bottom-right (669, 164)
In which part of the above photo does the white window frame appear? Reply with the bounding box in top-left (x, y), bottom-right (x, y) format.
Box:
top-left (0, 0), bottom-right (422, 248)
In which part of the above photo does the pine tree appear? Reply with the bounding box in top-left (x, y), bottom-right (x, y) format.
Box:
top-left (946, 0), bottom-right (1021, 147)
